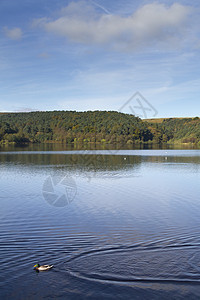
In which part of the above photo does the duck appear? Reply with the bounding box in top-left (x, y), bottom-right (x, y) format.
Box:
top-left (33, 264), bottom-right (53, 271)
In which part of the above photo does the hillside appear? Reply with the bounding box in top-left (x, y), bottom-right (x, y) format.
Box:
top-left (0, 111), bottom-right (199, 145)
top-left (0, 111), bottom-right (152, 145)
top-left (145, 117), bottom-right (200, 144)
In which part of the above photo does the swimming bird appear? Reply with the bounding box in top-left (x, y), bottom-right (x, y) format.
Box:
top-left (33, 264), bottom-right (53, 271)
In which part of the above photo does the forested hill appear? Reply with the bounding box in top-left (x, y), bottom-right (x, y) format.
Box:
top-left (0, 111), bottom-right (152, 144)
top-left (146, 117), bottom-right (200, 144)
top-left (0, 111), bottom-right (199, 145)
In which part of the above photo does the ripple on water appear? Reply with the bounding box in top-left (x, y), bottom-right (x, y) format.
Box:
top-left (64, 241), bottom-right (200, 285)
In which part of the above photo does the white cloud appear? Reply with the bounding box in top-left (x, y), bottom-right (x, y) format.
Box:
top-left (3, 27), bottom-right (22, 40)
top-left (32, 17), bottom-right (48, 28)
top-left (39, 1), bottom-right (192, 51)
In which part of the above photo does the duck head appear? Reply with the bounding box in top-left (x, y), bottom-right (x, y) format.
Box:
top-left (33, 264), bottom-right (40, 270)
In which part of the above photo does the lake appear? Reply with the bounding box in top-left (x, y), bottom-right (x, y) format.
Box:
top-left (1, 145), bottom-right (200, 299)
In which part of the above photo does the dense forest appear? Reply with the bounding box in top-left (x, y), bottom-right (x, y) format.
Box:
top-left (147, 117), bottom-right (200, 144)
top-left (0, 111), bottom-right (199, 145)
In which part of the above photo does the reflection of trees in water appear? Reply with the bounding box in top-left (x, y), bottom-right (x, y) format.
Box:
top-left (0, 153), bottom-right (200, 175)
top-left (1, 142), bottom-right (198, 153)
top-left (141, 156), bottom-right (200, 165)
top-left (0, 153), bottom-right (142, 172)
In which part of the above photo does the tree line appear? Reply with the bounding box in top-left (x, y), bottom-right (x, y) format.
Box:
top-left (0, 111), bottom-right (199, 145)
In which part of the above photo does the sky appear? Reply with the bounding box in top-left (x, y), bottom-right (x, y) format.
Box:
top-left (0, 0), bottom-right (200, 118)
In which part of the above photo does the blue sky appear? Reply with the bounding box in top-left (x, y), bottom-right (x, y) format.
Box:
top-left (0, 0), bottom-right (200, 118)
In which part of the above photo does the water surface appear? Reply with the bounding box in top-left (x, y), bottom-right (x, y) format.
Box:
top-left (1, 147), bottom-right (200, 299)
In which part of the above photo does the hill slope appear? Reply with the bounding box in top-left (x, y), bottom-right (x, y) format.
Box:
top-left (0, 111), bottom-right (199, 145)
top-left (0, 111), bottom-right (152, 144)
top-left (145, 117), bottom-right (200, 143)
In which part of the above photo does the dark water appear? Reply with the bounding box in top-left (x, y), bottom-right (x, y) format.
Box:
top-left (1, 146), bottom-right (200, 299)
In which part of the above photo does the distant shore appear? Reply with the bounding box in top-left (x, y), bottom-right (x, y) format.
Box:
top-left (0, 111), bottom-right (199, 146)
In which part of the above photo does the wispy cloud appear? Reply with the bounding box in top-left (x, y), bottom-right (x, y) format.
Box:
top-left (90, 0), bottom-right (111, 15)
top-left (37, 1), bottom-right (192, 51)
top-left (3, 27), bottom-right (22, 40)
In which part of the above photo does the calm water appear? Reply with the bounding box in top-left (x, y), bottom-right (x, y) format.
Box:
top-left (1, 146), bottom-right (200, 299)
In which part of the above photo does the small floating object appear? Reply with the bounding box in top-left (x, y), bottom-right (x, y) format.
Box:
top-left (124, 157), bottom-right (127, 160)
top-left (33, 264), bottom-right (53, 271)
